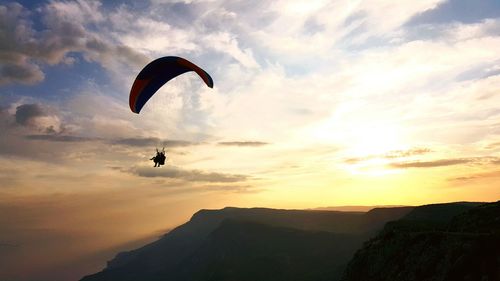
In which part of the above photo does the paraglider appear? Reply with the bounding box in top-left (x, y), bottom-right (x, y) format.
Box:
top-left (150, 147), bottom-right (167, 167)
top-left (129, 56), bottom-right (214, 114)
top-left (130, 56), bottom-right (213, 167)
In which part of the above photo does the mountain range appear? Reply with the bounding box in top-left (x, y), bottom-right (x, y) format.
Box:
top-left (81, 201), bottom-right (499, 281)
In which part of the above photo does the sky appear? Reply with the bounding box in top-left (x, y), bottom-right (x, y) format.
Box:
top-left (1, 0), bottom-right (500, 280)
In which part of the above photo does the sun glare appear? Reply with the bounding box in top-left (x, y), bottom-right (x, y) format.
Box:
top-left (343, 158), bottom-right (402, 177)
top-left (346, 123), bottom-right (404, 156)
top-left (307, 115), bottom-right (407, 176)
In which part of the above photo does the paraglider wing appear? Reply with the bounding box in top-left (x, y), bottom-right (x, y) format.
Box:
top-left (129, 56), bottom-right (214, 114)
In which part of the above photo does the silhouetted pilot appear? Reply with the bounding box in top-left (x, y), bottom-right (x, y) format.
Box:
top-left (151, 149), bottom-right (167, 167)
top-left (151, 151), bottom-right (161, 167)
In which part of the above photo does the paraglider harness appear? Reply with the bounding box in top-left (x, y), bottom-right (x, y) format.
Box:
top-left (151, 147), bottom-right (167, 167)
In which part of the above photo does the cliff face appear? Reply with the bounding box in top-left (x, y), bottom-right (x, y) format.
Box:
top-left (341, 201), bottom-right (500, 281)
top-left (81, 206), bottom-right (412, 281)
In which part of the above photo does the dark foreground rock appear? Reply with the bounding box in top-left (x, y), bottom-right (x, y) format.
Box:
top-left (341, 201), bottom-right (500, 281)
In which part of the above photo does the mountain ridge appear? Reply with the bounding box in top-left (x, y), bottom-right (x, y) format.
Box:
top-left (81, 201), bottom-right (496, 281)
top-left (341, 201), bottom-right (500, 281)
top-left (81, 205), bottom-right (413, 281)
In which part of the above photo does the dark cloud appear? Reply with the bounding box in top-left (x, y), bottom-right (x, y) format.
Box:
top-left (24, 134), bottom-right (94, 142)
top-left (390, 158), bottom-right (472, 168)
top-left (113, 138), bottom-right (195, 147)
top-left (15, 104), bottom-right (47, 126)
top-left (0, 2), bottom-right (148, 86)
top-left (0, 61), bottom-right (45, 85)
top-left (218, 141), bottom-right (269, 147)
top-left (0, 3), bottom-right (45, 85)
top-left (127, 166), bottom-right (249, 183)
top-left (13, 103), bottom-right (64, 134)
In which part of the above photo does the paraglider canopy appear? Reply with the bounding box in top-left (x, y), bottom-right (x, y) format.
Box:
top-left (129, 56), bottom-right (214, 114)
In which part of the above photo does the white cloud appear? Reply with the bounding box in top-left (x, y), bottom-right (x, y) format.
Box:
top-left (110, 15), bottom-right (198, 55)
top-left (204, 32), bottom-right (259, 69)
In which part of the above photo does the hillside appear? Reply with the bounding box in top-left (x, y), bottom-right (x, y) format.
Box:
top-left (167, 220), bottom-right (364, 281)
top-left (341, 201), bottom-right (500, 281)
top-left (81, 206), bottom-right (412, 281)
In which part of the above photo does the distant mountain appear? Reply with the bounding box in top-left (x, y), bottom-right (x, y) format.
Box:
top-left (313, 205), bottom-right (410, 212)
top-left (341, 201), bottom-right (499, 281)
top-left (81, 206), bottom-right (412, 281)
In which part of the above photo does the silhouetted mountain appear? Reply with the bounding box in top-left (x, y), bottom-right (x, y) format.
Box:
top-left (313, 205), bottom-right (409, 212)
top-left (172, 220), bottom-right (364, 281)
top-left (448, 202), bottom-right (500, 233)
top-left (402, 202), bottom-right (483, 223)
top-left (81, 206), bottom-right (412, 281)
top-left (341, 201), bottom-right (499, 281)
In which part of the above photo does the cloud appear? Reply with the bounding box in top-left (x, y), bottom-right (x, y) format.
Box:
top-left (390, 158), bottom-right (471, 168)
top-left (388, 157), bottom-right (500, 169)
top-left (484, 141), bottom-right (500, 150)
top-left (112, 138), bottom-right (195, 147)
top-left (127, 166), bottom-right (249, 182)
top-left (345, 147), bottom-right (432, 164)
top-left (218, 141), bottom-right (269, 147)
top-left (204, 32), bottom-right (259, 69)
top-left (14, 104), bottom-right (47, 126)
top-left (14, 103), bottom-right (63, 133)
top-left (0, 60), bottom-right (45, 85)
top-left (201, 184), bottom-right (263, 194)
top-left (0, 1), bottom-right (148, 86)
top-left (384, 148), bottom-right (433, 158)
top-left (24, 134), bottom-right (95, 142)
top-left (450, 170), bottom-right (500, 182)
top-left (0, 102), bottom-right (113, 162)
top-left (0, 3), bottom-right (45, 85)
